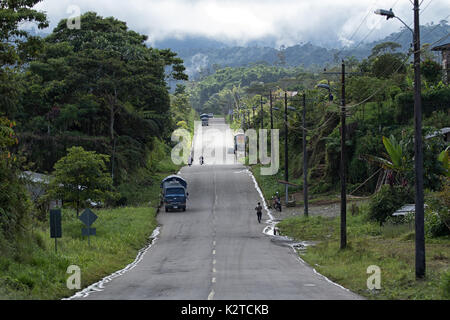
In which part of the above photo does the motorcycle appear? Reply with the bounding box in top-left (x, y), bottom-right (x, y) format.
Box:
top-left (272, 196), bottom-right (282, 212)
top-left (199, 156), bottom-right (204, 165)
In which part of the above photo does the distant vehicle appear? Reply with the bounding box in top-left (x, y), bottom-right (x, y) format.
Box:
top-left (208, 113), bottom-right (214, 118)
top-left (200, 113), bottom-right (209, 126)
top-left (234, 133), bottom-right (246, 154)
top-left (160, 175), bottom-right (188, 212)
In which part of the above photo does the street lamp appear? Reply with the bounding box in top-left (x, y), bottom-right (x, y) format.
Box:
top-left (317, 83), bottom-right (334, 102)
top-left (286, 94), bottom-right (309, 217)
top-left (376, 1), bottom-right (425, 279)
top-left (374, 8), bottom-right (413, 33)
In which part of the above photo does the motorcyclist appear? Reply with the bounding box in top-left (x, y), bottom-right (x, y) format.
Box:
top-left (273, 192), bottom-right (282, 212)
top-left (199, 155), bottom-right (204, 165)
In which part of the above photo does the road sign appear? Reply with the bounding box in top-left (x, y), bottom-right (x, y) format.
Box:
top-left (50, 209), bottom-right (62, 253)
top-left (50, 209), bottom-right (62, 238)
top-left (79, 208), bottom-right (97, 227)
top-left (82, 228), bottom-right (97, 236)
top-left (79, 208), bottom-right (98, 246)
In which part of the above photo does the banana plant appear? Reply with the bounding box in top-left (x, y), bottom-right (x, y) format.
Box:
top-left (366, 135), bottom-right (409, 172)
top-left (438, 146), bottom-right (449, 178)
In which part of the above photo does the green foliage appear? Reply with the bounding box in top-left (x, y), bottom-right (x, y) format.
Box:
top-left (11, 11), bottom-right (190, 191)
top-left (0, 0), bottom-right (48, 66)
top-left (0, 118), bottom-right (32, 243)
top-left (368, 185), bottom-right (414, 224)
top-left (425, 182), bottom-right (450, 237)
top-left (369, 42), bottom-right (402, 59)
top-left (371, 53), bottom-right (406, 79)
top-left (0, 0), bottom-right (48, 117)
top-left (0, 206), bottom-right (157, 299)
top-left (438, 147), bottom-right (449, 178)
top-left (421, 59), bottom-right (443, 85)
top-left (441, 269), bottom-right (450, 299)
top-left (48, 146), bottom-right (116, 215)
top-left (395, 87), bottom-right (450, 124)
top-left (190, 64), bottom-right (304, 112)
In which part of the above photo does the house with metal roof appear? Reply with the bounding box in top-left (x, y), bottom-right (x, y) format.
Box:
top-left (431, 39), bottom-right (450, 84)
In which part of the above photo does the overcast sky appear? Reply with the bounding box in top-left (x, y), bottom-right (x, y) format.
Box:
top-left (32, 0), bottom-right (449, 48)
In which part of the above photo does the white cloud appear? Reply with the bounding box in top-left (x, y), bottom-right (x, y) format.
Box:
top-left (33, 0), bottom-right (449, 47)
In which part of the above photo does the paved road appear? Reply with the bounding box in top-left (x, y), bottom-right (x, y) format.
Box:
top-left (74, 118), bottom-right (361, 300)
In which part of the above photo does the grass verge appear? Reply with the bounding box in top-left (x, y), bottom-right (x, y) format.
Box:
top-left (277, 211), bottom-right (450, 300)
top-left (0, 206), bottom-right (157, 299)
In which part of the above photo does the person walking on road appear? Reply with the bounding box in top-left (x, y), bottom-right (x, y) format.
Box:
top-left (255, 202), bottom-right (263, 223)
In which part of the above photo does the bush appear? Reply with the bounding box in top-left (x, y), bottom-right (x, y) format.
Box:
top-left (425, 210), bottom-right (449, 238)
top-left (441, 269), bottom-right (450, 299)
top-left (368, 185), bottom-right (414, 224)
top-left (425, 184), bottom-right (450, 237)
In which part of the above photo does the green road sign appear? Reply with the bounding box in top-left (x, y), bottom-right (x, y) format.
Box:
top-left (50, 209), bottom-right (62, 238)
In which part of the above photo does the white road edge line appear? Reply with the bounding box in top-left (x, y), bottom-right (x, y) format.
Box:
top-left (245, 167), bottom-right (357, 296)
top-left (63, 226), bottom-right (161, 300)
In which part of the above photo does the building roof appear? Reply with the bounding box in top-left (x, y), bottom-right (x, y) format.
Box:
top-left (431, 40), bottom-right (450, 51)
top-left (20, 171), bottom-right (52, 184)
top-left (425, 127), bottom-right (450, 139)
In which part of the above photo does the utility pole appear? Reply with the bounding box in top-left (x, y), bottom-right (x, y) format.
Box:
top-left (284, 92), bottom-right (289, 205)
top-left (302, 93), bottom-right (308, 217)
top-left (413, 0), bottom-right (425, 279)
top-left (340, 60), bottom-right (347, 250)
top-left (253, 107), bottom-right (256, 127)
top-left (270, 91), bottom-right (274, 130)
top-left (260, 95), bottom-right (264, 130)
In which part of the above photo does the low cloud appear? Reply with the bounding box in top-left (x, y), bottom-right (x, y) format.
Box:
top-left (34, 0), bottom-right (448, 48)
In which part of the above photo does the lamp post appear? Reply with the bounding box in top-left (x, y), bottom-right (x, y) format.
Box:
top-left (375, 0), bottom-right (425, 279)
top-left (270, 91), bottom-right (274, 130)
top-left (286, 95), bottom-right (308, 217)
top-left (317, 74), bottom-right (346, 249)
top-left (284, 92), bottom-right (289, 205)
top-left (302, 93), bottom-right (308, 217)
top-left (260, 95), bottom-right (264, 130)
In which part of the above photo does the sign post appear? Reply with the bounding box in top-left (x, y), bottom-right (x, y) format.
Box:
top-left (50, 209), bottom-right (62, 253)
top-left (79, 208), bottom-right (98, 246)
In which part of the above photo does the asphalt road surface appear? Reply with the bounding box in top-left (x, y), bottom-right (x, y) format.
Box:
top-left (73, 118), bottom-right (361, 300)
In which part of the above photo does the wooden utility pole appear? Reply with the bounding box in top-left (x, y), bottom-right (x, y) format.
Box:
top-left (260, 95), bottom-right (264, 130)
top-left (302, 93), bottom-right (308, 217)
top-left (270, 91), bottom-right (274, 130)
top-left (284, 92), bottom-right (289, 204)
top-left (413, 0), bottom-right (425, 279)
top-left (340, 60), bottom-right (347, 250)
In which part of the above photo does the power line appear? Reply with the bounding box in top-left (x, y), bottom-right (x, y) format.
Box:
top-left (339, 32), bottom-right (448, 114)
top-left (334, 0), bottom-right (401, 61)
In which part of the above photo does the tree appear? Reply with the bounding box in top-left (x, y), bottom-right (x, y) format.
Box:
top-left (366, 135), bottom-right (410, 186)
top-left (0, 0), bottom-right (48, 117)
top-left (0, 117), bottom-right (32, 241)
top-left (369, 41), bottom-right (402, 59)
top-left (48, 146), bottom-right (115, 216)
top-left (372, 53), bottom-right (406, 79)
top-left (421, 59), bottom-right (442, 84)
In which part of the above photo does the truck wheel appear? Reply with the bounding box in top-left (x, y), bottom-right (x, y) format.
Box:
top-left (165, 207), bottom-right (168, 212)
top-left (183, 207), bottom-right (186, 211)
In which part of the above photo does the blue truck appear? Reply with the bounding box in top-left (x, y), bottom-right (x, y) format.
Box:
top-left (160, 175), bottom-right (188, 212)
top-left (200, 113), bottom-right (209, 126)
